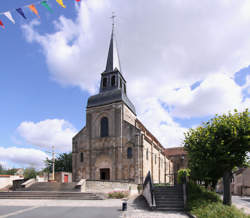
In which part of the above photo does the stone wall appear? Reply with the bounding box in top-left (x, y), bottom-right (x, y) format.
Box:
top-left (85, 180), bottom-right (138, 195)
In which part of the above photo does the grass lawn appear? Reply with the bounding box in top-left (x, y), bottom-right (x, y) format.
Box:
top-left (186, 182), bottom-right (250, 218)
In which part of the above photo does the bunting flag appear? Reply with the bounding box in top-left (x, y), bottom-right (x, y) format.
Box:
top-left (76, 0), bottom-right (81, 2)
top-left (41, 1), bottom-right (52, 12)
top-left (16, 8), bottom-right (27, 20)
top-left (56, 0), bottom-right (66, 8)
top-left (4, 11), bottom-right (15, 24)
top-left (0, 20), bottom-right (4, 29)
top-left (28, 5), bottom-right (40, 18)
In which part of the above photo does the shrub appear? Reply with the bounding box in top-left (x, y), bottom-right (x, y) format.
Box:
top-left (187, 181), bottom-right (250, 218)
top-left (108, 191), bottom-right (129, 199)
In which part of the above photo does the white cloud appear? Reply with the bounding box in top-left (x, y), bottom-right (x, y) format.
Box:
top-left (0, 147), bottom-right (49, 169)
top-left (21, 0), bottom-right (250, 146)
top-left (17, 119), bottom-right (77, 152)
top-left (163, 74), bottom-right (246, 118)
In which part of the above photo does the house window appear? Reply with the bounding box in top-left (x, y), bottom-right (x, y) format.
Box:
top-left (80, 152), bottom-right (84, 162)
top-left (103, 77), bottom-right (107, 88)
top-left (111, 75), bottom-right (116, 87)
top-left (100, 117), bottom-right (109, 137)
top-left (146, 149), bottom-right (149, 160)
top-left (155, 155), bottom-right (157, 164)
top-left (127, 147), bottom-right (132, 159)
top-left (124, 84), bottom-right (127, 94)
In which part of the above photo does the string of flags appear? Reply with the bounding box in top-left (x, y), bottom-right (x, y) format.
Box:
top-left (0, 0), bottom-right (81, 29)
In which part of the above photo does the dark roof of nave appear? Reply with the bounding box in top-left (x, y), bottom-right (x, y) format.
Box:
top-left (87, 88), bottom-right (136, 114)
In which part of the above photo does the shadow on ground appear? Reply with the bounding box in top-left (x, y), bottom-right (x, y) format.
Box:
top-left (129, 195), bottom-right (150, 210)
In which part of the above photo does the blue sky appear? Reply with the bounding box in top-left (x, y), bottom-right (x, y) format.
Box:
top-left (0, 0), bottom-right (249, 169)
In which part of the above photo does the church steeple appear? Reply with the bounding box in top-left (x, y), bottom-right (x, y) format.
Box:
top-left (105, 25), bottom-right (121, 73)
top-left (87, 17), bottom-right (136, 115)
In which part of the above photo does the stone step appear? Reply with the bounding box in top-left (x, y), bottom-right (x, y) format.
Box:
top-left (156, 201), bottom-right (184, 206)
top-left (155, 196), bottom-right (183, 200)
top-left (0, 191), bottom-right (104, 200)
top-left (155, 207), bottom-right (184, 211)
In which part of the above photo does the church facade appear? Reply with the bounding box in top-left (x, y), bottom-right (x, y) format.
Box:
top-left (72, 27), bottom-right (173, 184)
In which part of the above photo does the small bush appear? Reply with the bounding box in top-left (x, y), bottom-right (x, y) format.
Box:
top-left (187, 181), bottom-right (250, 218)
top-left (177, 168), bottom-right (190, 184)
top-left (108, 191), bottom-right (129, 199)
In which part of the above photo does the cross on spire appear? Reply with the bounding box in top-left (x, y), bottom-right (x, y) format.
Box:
top-left (105, 12), bottom-right (121, 73)
top-left (110, 12), bottom-right (116, 29)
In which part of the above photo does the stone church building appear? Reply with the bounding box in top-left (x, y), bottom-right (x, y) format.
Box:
top-left (72, 26), bottom-right (173, 184)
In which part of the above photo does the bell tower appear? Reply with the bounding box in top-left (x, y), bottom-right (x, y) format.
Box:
top-left (87, 16), bottom-right (136, 115)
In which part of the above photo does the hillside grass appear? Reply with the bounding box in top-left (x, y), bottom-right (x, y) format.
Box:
top-left (186, 181), bottom-right (250, 218)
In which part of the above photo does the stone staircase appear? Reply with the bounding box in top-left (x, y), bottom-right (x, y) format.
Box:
top-left (0, 182), bottom-right (104, 200)
top-left (0, 191), bottom-right (104, 200)
top-left (153, 185), bottom-right (184, 211)
top-left (20, 182), bottom-right (79, 192)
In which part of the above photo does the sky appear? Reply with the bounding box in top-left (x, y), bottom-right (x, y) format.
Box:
top-left (0, 0), bottom-right (249, 169)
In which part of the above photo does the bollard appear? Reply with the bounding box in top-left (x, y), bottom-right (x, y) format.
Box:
top-left (122, 201), bottom-right (127, 211)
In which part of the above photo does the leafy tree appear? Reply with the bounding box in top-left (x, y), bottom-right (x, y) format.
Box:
top-left (44, 152), bottom-right (72, 173)
top-left (24, 168), bottom-right (38, 179)
top-left (184, 109), bottom-right (250, 205)
top-left (0, 164), bottom-right (4, 175)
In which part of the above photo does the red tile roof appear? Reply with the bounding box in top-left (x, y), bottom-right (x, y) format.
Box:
top-left (165, 147), bottom-right (187, 156)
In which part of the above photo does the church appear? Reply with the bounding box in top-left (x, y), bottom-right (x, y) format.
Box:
top-left (72, 25), bottom-right (173, 184)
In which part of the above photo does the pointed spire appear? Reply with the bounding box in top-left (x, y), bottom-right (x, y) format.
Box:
top-left (105, 13), bottom-right (121, 73)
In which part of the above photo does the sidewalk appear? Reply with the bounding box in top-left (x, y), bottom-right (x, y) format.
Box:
top-left (120, 195), bottom-right (188, 218)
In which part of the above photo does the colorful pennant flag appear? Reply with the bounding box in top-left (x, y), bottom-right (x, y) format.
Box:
top-left (56, 0), bottom-right (66, 8)
top-left (41, 1), bottom-right (52, 12)
top-left (4, 11), bottom-right (15, 24)
top-left (76, 0), bottom-right (81, 2)
top-left (0, 20), bottom-right (5, 29)
top-left (16, 8), bottom-right (27, 20)
top-left (28, 5), bottom-right (40, 17)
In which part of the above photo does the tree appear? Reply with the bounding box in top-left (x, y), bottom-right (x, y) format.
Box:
top-left (44, 152), bottom-right (72, 173)
top-left (24, 168), bottom-right (38, 179)
top-left (184, 109), bottom-right (250, 205)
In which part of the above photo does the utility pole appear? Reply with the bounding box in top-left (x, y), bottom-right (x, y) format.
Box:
top-left (52, 145), bottom-right (55, 181)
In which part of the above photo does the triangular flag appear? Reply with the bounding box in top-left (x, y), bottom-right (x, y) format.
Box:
top-left (41, 1), bottom-right (52, 12)
top-left (4, 11), bottom-right (15, 24)
top-left (0, 20), bottom-right (5, 29)
top-left (56, 0), bottom-right (66, 8)
top-left (16, 8), bottom-right (27, 19)
top-left (28, 5), bottom-right (40, 18)
top-left (76, 0), bottom-right (81, 2)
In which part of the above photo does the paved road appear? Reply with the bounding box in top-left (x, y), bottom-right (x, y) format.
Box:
top-left (0, 206), bottom-right (120, 218)
top-left (0, 199), bottom-right (122, 218)
top-left (0, 197), bottom-right (188, 218)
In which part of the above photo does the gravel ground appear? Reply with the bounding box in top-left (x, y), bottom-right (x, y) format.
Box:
top-left (120, 195), bottom-right (188, 218)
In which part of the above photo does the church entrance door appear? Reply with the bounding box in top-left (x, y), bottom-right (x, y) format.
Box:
top-left (100, 168), bottom-right (110, 180)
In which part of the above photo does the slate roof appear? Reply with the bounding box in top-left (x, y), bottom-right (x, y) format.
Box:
top-left (87, 88), bottom-right (136, 115)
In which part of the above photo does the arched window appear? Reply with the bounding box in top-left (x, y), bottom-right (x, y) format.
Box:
top-left (102, 77), bottom-right (107, 88)
top-left (127, 147), bottom-right (132, 159)
top-left (120, 78), bottom-right (122, 88)
top-left (111, 75), bottom-right (116, 87)
top-left (100, 117), bottom-right (109, 137)
top-left (146, 149), bottom-right (149, 160)
top-left (80, 152), bottom-right (84, 162)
